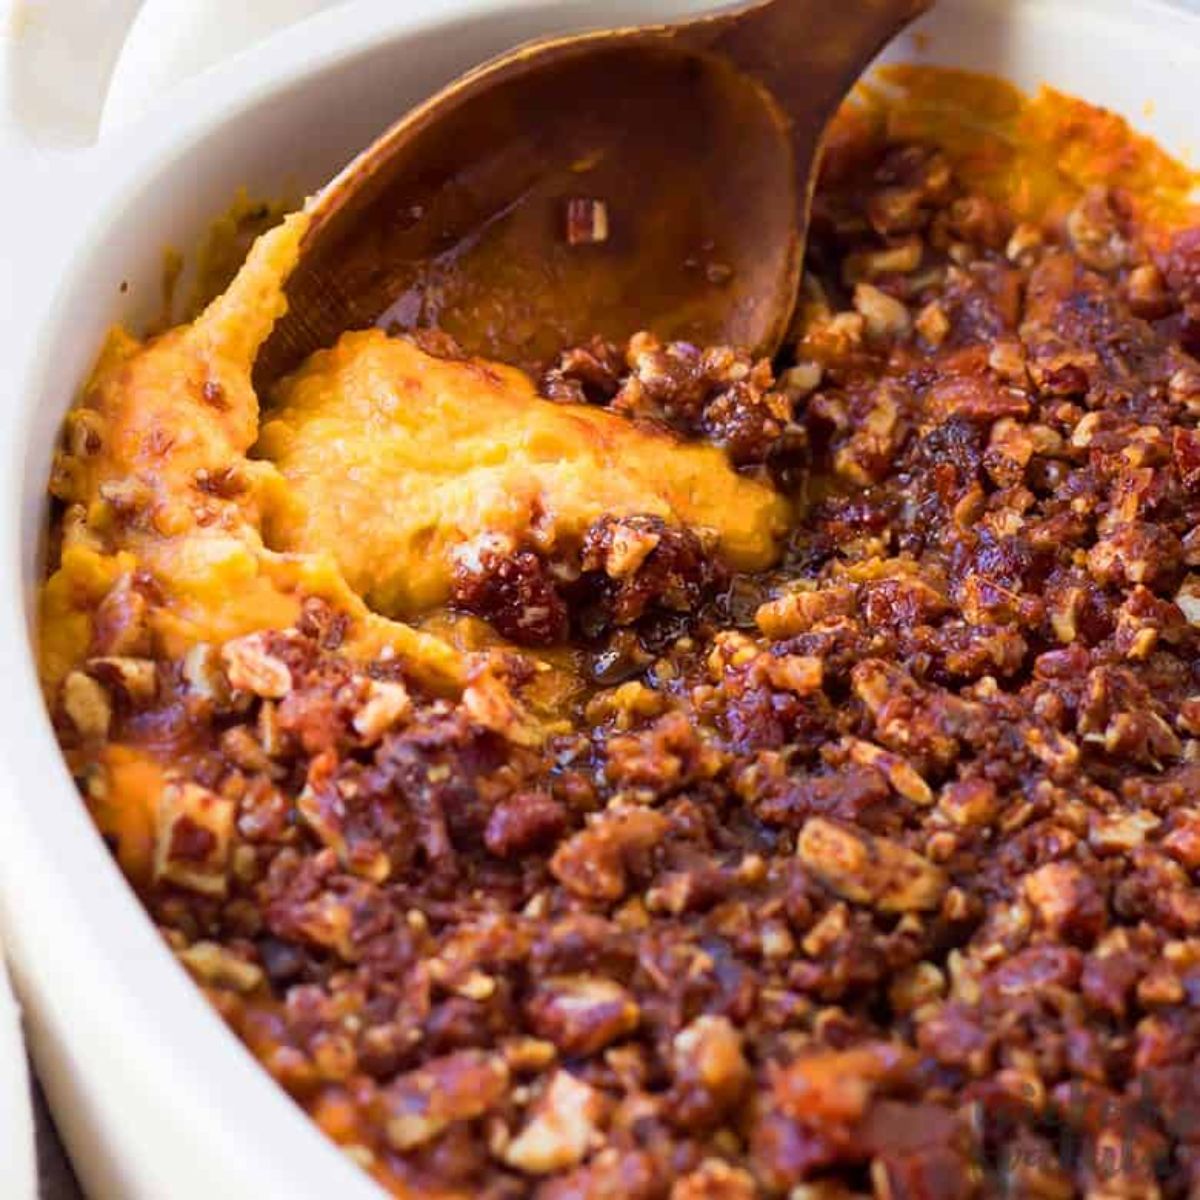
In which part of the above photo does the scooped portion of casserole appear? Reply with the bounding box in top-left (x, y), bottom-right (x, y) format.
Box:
top-left (39, 68), bottom-right (1200, 1200)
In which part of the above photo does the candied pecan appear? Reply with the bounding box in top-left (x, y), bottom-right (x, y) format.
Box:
top-left (503, 1070), bottom-right (605, 1175)
top-left (61, 670), bottom-right (112, 739)
top-left (986, 946), bottom-right (1083, 997)
top-left (87, 656), bottom-right (158, 707)
top-left (754, 765), bottom-right (892, 830)
top-left (154, 780), bottom-right (235, 897)
top-left (177, 941), bottom-right (264, 994)
top-left (670, 1161), bottom-right (757, 1200)
top-left (859, 1100), bottom-right (975, 1200)
top-left (485, 791), bottom-right (568, 859)
top-left (926, 368), bottom-right (1031, 425)
top-left (832, 380), bottom-right (908, 485)
top-left (1022, 862), bottom-right (1107, 945)
top-left (90, 573), bottom-right (152, 657)
top-left (1087, 522), bottom-right (1184, 591)
top-left (797, 819), bottom-right (947, 913)
top-left (550, 808), bottom-right (669, 902)
top-left (1163, 810), bottom-right (1200, 869)
top-left (295, 597), bottom-right (350, 650)
top-left (753, 1041), bottom-right (915, 1187)
top-left (221, 632), bottom-right (294, 698)
top-left (844, 236), bottom-right (924, 284)
top-left (1066, 187), bottom-right (1129, 272)
top-left (775, 1044), bottom-right (904, 1122)
top-left (462, 664), bottom-right (544, 748)
top-left (451, 537), bottom-right (569, 646)
top-left (604, 711), bottom-right (722, 797)
top-left (579, 515), bottom-right (724, 627)
top-left (541, 338), bottom-right (625, 405)
top-left (537, 1148), bottom-right (663, 1200)
top-left (668, 1015), bottom-right (750, 1129)
top-left (1025, 250), bottom-right (1191, 406)
top-left (359, 711), bottom-right (505, 876)
top-left (526, 976), bottom-right (640, 1056)
top-left (296, 754), bottom-right (403, 883)
top-left (603, 334), bottom-right (795, 468)
top-left (854, 283), bottom-right (912, 341)
top-left (850, 661), bottom-right (963, 773)
top-left (180, 642), bottom-right (231, 707)
top-left (352, 679), bottom-right (412, 743)
top-left (380, 1050), bottom-right (510, 1150)
top-left (755, 585), bottom-right (857, 639)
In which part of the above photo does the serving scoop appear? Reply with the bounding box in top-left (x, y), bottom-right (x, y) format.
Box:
top-left (257, 0), bottom-right (931, 384)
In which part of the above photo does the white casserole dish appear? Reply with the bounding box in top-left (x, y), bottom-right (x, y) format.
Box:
top-left (0, 0), bottom-right (1197, 1196)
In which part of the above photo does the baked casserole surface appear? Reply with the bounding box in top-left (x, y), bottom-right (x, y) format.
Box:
top-left (39, 70), bottom-right (1200, 1199)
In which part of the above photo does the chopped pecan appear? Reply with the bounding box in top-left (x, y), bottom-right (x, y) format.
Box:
top-left (221, 632), bottom-right (293, 698)
top-left (503, 1070), bottom-right (604, 1174)
top-left (351, 679), bottom-right (412, 743)
top-left (755, 586), bottom-right (856, 639)
top-left (853, 284), bottom-right (912, 340)
top-left (670, 1015), bottom-right (750, 1127)
top-left (61, 670), bottom-right (112, 739)
top-left (451, 538), bottom-right (569, 646)
top-left (181, 643), bottom-right (230, 705)
top-left (1022, 862), bottom-right (1107, 944)
top-left (382, 1050), bottom-right (510, 1151)
top-left (86, 656), bottom-right (158, 705)
top-left (797, 819), bottom-right (947, 913)
top-left (527, 976), bottom-right (640, 1056)
top-left (154, 780), bottom-right (235, 897)
top-left (843, 738), bottom-right (933, 806)
top-left (176, 940), bottom-right (264, 993)
top-left (671, 1161), bottom-right (758, 1200)
top-left (485, 791), bottom-right (568, 859)
top-left (550, 807), bottom-right (669, 902)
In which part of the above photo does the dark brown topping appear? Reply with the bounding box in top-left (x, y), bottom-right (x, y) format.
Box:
top-left (451, 539), bottom-right (570, 646)
top-left (543, 334), bottom-right (803, 470)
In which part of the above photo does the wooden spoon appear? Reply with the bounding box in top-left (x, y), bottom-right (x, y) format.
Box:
top-left (257, 0), bottom-right (931, 384)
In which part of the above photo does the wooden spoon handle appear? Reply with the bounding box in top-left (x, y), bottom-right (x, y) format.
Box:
top-left (676, 0), bottom-right (933, 204)
top-left (684, 0), bottom-right (931, 104)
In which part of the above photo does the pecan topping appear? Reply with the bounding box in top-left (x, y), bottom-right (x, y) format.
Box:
top-left (221, 632), bottom-right (293, 698)
top-left (382, 1050), bottom-right (510, 1151)
top-left (797, 819), bottom-right (947, 913)
top-left (153, 781), bottom-right (234, 897)
top-left (504, 1070), bottom-right (604, 1174)
top-left (527, 976), bottom-right (640, 1056)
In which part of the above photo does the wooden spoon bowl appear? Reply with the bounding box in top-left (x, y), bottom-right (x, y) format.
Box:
top-left (257, 0), bottom-right (931, 384)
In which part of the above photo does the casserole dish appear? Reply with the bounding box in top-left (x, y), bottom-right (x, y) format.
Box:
top-left (2, 1), bottom-right (1198, 1196)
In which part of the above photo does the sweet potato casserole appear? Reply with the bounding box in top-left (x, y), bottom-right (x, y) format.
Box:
top-left (38, 69), bottom-right (1200, 1198)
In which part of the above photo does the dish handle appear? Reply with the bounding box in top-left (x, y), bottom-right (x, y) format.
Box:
top-left (5, 0), bottom-right (146, 147)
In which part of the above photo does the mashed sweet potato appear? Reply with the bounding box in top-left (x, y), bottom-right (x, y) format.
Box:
top-left (260, 331), bottom-right (787, 617)
top-left (40, 216), bottom-right (787, 696)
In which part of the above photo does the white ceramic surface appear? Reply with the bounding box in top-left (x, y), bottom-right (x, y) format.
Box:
top-left (0, 946), bottom-right (35, 1200)
top-left (0, 1), bottom-right (1198, 1197)
top-left (101, 0), bottom-right (350, 134)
